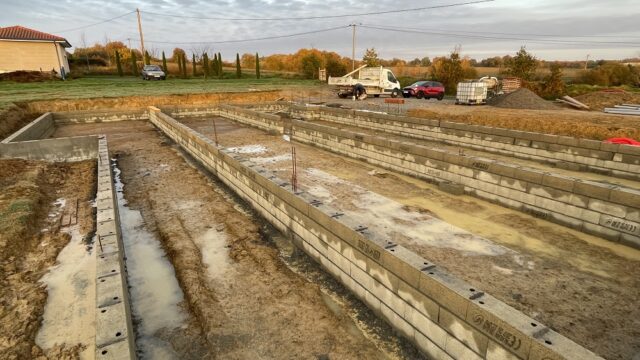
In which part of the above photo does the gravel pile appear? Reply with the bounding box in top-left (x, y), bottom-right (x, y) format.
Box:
top-left (488, 88), bottom-right (558, 110)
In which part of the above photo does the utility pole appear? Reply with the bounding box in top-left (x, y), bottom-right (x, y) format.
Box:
top-left (136, 8), bottom-right (146, 64)
top-left (350, 23), bottom-right (357, 71)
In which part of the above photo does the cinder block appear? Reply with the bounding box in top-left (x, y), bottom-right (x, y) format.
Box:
top-left (486, 340), bottom-right (520, 360)
top-left (527, 329), bottom-right (603, 360)
top-left (541, 174), bottom-right (576, 192)
top-left (438, 181), bottom-right (465, 196)
top-left (398, 280), bottom-right (440, 320)
top-left (444, 332), bottom-right (483, 360)
top-left (95, 337), bottom-right (134, 360)
top-left (583, 222), bottom-right (620, 241)
top-left (414, 331), bottom-right (453, 360)
top-left (406, 305), bottom-right (447, 348)
top-left (418, 269), bottom-right (474, 320)
top-left (619, 233), bottom-right (640, 249)
top-left (440, 308), bottom-right (489, 355)
top-left (587, 199), bottom-right (627, 218)
top-left (609, 187), bottom-right (640, 209)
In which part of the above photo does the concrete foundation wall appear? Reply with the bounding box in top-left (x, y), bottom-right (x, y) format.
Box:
top-left (148, 106), bottom-right (602, 360)
top-left (218, 106), bottom-right (640, 249)
top-left (290, 106), bottom-right (640, 181)
top-left (94, 136), bottom-right (136, 359)
top-left (1, 112), bottom-right (54, 143)
top-left (53, 109), bottom-right (148, 124)
top-left (0, 135), bottom-right (99, 162)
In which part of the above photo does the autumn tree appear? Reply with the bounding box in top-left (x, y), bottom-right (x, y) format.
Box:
top-left (241, 53), bottom-right (256, 68)
top-left (218, 52), bottom-right (223, 78)
top-left (210, 54), bottom-right (218, 77)
top-left (144, 50), bottom-right (151, 65)
top-left (172, 48), bottom-right (186, 62)
top-left (182, 53), bottom-right (188, 78)
top-left (115, 50), bottom-right (123, 76)
top-left (363, 48), bottom-right (380, 67)
top-left (300, 53), bottom-right (321, 79)
top-left (542, 62), bottom-right (566, 98)
top-left (430, 51), bottom-right (465, 94)
top-left (506, 46), bottom-right (538, 81)
top-left (162, 51), bottom-right (168, 73)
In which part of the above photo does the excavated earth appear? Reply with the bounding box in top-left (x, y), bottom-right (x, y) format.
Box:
top-left (0, 159), bottom-right (96, 359)
top-left (177, 116), bottom-right (640, 360)
top-left (52, 120), bottom-right (424, 359)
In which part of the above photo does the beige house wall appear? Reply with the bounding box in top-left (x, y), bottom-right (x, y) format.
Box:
top-left (0, 40), bottom-right (70, 75)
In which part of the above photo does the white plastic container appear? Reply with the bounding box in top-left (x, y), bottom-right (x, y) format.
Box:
top-left (455, 82), bottom-right (488, 105)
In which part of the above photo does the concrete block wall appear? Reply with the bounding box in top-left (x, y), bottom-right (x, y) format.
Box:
top-left (291, 120), bottom-right (640, 249)
top-left (148, 106), bottom-right (602, 360)
top-left (1, 112), bottom-right (54, 143)
top-left (95, 136), bottom-right (136, 359)
top-left (289, 105), bottom-right (640, 181)
top-left (218, 104), bottom-right (283, 133)
top-left (0, 135), bottom-right (100, 162)
top-left (53, 109), bottom-right (149, 124)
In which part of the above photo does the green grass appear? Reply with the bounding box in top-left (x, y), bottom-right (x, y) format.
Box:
top-left (0, 75), bottom-right (319, 110)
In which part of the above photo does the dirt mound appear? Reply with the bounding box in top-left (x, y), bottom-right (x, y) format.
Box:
top-left (488, 88), bottom-right (559, 110)
top-left (575, 91), bottom-right (640, 111)
top-left (0, 71), bottom-right (56, 83)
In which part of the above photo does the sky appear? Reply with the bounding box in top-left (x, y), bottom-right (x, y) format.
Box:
top-left (2, 0), bottom-right (640, 61)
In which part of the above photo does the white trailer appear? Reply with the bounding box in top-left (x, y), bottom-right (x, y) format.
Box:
top-left (328, 66), bottom-right (402, 99)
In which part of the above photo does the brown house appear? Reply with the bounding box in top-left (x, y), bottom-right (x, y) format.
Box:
top-left (0, 25), bottom-right (72, 76)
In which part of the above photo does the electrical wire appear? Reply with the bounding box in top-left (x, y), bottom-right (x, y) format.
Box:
top-left (359, 24), bottom-right (640, 47)
top-left (139, 25), bottom-right (349, 45)
top-left (139, 0), bottom-right (493, 21)
top-left (52, 11), bottom-right (136, 33)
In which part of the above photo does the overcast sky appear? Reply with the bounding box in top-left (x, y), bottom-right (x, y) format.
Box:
top-left (3, 0), bottom-right (640, 61)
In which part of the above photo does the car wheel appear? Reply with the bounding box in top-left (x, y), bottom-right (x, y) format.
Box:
top-left (391, 89), bottom-right (400, 98)
top-left (416, 91), bottom-right (424, 99)
top-left (437, 93), bottom-right (445, 101)
top-left (373, 94), bottom-right (380, 98)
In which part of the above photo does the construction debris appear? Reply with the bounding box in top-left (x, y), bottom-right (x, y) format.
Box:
top-left (487, 88), bottom-right (558, 110)
top-left (604, 104), bottom-right (640, 116)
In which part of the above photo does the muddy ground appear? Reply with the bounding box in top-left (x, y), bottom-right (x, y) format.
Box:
top-left (53, 121), bottom-right (424, 359)
top-left (0, 159), bottom-right (96, 359)
top-left (179, 116), bottom-right (640, 360)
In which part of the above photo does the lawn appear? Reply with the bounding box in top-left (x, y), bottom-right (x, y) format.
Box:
top-left (0, 76), bottom-right (319, 110)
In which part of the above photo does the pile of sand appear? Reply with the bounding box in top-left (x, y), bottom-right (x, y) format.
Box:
top-left (488, 88), bottom-right (559, 110)
top-left (575, 91), bottom-right (640, 111)
top-left (0, 71), bottom-right (56, 82)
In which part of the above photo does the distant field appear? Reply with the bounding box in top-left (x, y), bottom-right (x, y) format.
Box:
top-left (392, 66), bottom-right (584, 81)
top-left (0, 76), bottom-right (318, 110)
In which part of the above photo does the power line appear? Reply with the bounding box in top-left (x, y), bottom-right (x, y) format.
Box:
top-left (52, 11), bottom-right (135, 33)
top-left (137, 25), bottom-right (349, 45)
top-left (364, 23), bottom-right (640, 40)
top-left (139, 0), bottom-right (494, 21)
top-left (359, 24), bottom-right (640, 47)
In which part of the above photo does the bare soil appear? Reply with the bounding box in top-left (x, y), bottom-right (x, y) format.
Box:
top-left (53, 121), bottom-right (424, 359)
top-left (0, 104), bottom-right (41, 141)
top-left (0, 71), bottom-right (56, 83)
top-left (575, 91), bottom-right (640, 111)
top-left (0, 159), bottom-right (96, 359)
top-left (180, 116), bottom-right (640, 360)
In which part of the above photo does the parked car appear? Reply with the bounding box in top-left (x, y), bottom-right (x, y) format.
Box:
top-left (141, 65), bottom-right (166, 80)
top-left (402, 81), bottom-right (445, 100)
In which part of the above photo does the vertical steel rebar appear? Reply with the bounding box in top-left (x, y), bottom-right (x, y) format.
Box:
top-left (212, 118), bottom-right (219, 146)
top-left (291, 147), bottom-right (297, 192)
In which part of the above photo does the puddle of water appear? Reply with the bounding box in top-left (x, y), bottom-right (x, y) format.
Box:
top-left (37, 217), bottom-right (95, 359)
top-left (112, 163), bottom-right (188, 359)
top-left (226, 144), bottom-right (267, 154)
top-left (304, 168), bottom-right (508, 257)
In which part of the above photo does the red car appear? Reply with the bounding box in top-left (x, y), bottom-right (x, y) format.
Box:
top-left (402, 81), bottom-right (445, 100)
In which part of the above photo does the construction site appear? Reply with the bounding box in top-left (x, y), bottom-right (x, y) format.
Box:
top-left (0, 83), bottom-right (638, 360)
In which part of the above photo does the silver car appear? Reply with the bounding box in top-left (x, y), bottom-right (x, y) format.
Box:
top-left (141, 65), bottom-right (166, 80)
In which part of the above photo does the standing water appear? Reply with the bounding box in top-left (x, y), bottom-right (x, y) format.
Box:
top-left (112, 161), bottom-right (188, 359)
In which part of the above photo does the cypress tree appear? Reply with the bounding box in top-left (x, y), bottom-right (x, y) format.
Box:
top-left (131, 51), bottom-right (138, 76)
top-left (255, 52), bottom-right (260, 79)
top-left (203, 53), bottom-right (209, 78)
top-left (182, 53), bottom-right (188, 78)
top-left (162, 51), bottom-right (168, 73)
top-left (176, 55), bottom-right (181, 76)
top-left (236, 53), bottom-right (241, 78)
top-left (217, 52), bottom-right (223, 79)
top-left (192, 54), bottom-right (197, 77)
top-left (144, 50), bottom-right (151, 65)
top-left (115, 50), bottom-right (123, 77)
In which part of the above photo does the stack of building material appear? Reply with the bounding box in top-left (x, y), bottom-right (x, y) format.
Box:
top-left (556, 95), bottom-right (590, 110)
top-left (501, 77), bottom-right (522, 94)
top-left (604, 104), bottom-right (640, 116)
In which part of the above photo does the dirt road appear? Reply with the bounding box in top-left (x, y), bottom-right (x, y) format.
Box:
top-left (180, 116), bottom-right (640, 360)
top-left (53, 121), bottom-right (423, 359)
top-left (0, 159), bottom-right (96, 359)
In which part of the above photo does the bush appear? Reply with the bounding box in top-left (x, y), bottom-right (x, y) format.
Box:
top-left (578, 63), bottom-right (640, 86)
